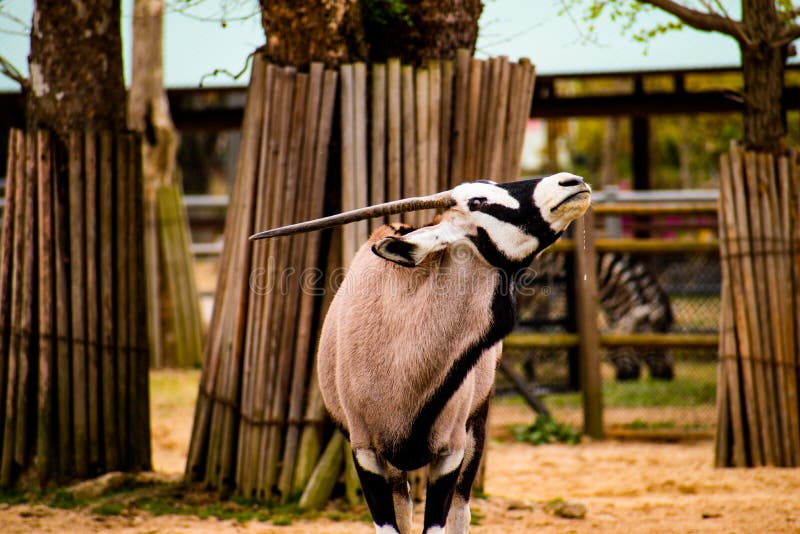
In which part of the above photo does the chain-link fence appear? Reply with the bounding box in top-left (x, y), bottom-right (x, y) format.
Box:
top-left (494, 193), bottom-right (721, 438)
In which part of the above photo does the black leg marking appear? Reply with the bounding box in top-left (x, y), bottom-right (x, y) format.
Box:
top-left (423, 458), bottom-right (462, 533)
top-left (457, 400), bottom-right (489, 501)
top-left (352, 451), bottom-right (399, 532)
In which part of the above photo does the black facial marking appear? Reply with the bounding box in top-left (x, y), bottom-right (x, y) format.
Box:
top-left (463, 179), bottom-right (561, 269)
top-left (468, 197), bottom-right (487, 211)
top-left (352, 452), bottom-right (400, 531)
top-left (382, 276), bottom-right (516, 472)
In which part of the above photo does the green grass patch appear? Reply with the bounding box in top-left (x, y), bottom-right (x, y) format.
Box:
top-left (470, 507), bottom-right (485, 526)
top-left (620, 419), bottom-right (711, 432)
top-left (92, 502), bottom-right (126, 516)
top-left (0, 488), bottom-right (28, 505)
top-left (542, 374), bottom-right (716, 409)
top-left (49, 490), bottom-right (82, 509)
top-left (510, 415), bottom-right (581, 445)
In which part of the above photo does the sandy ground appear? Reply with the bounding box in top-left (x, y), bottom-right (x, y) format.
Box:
top-left (1, 371), bottom-right (799, 533)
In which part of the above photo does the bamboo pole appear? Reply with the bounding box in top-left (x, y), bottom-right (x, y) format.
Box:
top-left (186, 54), bottom-right (267, 482)
top-left (262, 71), bottom-right (308, 497)
top-left (277, 63), bottom-right (331, 502)
top-left (69, 131), bottom-right (89, 476)
top-left (353, 63), bottom-right (369, 243)
top-left (248, 65), bottom-right (288, 497)
top-left (340, 64), bottom-right (358, 261)
top-left (290, 72), bottom-right (339, 497)
top-left (0, 132), bottom-right (20, 472)
top-left (35, 131), bottom-right (54, 481)
top-left (401, 64), bottom-right (417, 222)
top-left (428, 60), bottom-right (441, 196)
top-left (717, 152), bottom-right (746, 466)
top-left (238, 62), bottom-right (277, 497)
top-left (370, 63), bottom-right (387, 230)
top-left (778, 154), bottom-right (800, 465)
top-left (760, 154), bottom-right (791, 464)
top-left (729, 145), bottom-right (764, 465)
top-left (450, 49), bottom-right (471, 187)
top-left (744, 152), bottom-right (777, 465)
top-left (476, 59), bottom-right (492, 179)
top-left (130, 134), bottom-right (151, 470)
top-left (464, 59), bottom-right (482, 182)
top-left (415, 67), bottom-right (429, 227)
top-left (99, 131), bottom-right (119, 469)
top-left (53, 134), bottom-right (73, 477)
top-left (387, 59), bottom-right (402, 210)
top-left (510, 60), bottom-right (535, 179)
top-left (438, 59), bottom-right (454, 191)
top-left (115, 134), bottom-right (131, 466)
top-left (257, 68), bottom-right (298, 497)
top-left (298, 431), bottom-right (345, 511)
top-left (213, 59), bottom-right (270, 489)
top-left (0, 132), bottom-right (26, 485)
top-left (84, 132), bottom-right (101, 469)
top-left (13, 130), bottom-right (37, 470)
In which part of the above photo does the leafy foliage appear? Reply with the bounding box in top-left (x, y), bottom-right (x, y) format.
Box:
top-left (510, 415), bottom-right (581, 445)
top-left (362, 0), bottom-right (413, 31)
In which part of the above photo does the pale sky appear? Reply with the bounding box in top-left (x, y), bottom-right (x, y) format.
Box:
top-left (0, 0), bottom-right (759, 91)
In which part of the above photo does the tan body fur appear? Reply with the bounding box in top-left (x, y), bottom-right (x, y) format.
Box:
top-left (318, 224), bottom-right (501, 459)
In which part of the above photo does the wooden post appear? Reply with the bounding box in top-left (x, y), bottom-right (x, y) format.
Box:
top-left (574, 209), bottom-right (603, 439)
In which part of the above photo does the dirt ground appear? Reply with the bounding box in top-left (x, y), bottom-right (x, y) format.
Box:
top-left (1, 370), bottom-right (799, 533)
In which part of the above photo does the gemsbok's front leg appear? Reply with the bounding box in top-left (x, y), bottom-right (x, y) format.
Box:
top-left (352, 448), bottom-right (402, 534)
top-left (423, 450), bottom-right (465, 533)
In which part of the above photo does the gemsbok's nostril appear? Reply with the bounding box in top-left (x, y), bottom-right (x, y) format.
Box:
top-left (559, 177), bottom-right (583, 187)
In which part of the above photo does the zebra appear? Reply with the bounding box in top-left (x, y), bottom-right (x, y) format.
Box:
top-left (517, 252), bottom-right (674, 382)
top-left (598, 253), bottom-right (674, 381)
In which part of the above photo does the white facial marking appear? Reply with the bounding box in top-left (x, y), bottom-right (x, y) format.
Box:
top-left (451, 182), bottom-right (520, 209)
top-left (533, 172), bottom-right (591, 233)
top-left (375, 524), bottom-right (400, 534)
top-left (423, 527), bottom-right (445, 534)
top-left (355, 449), bottom-right (384, 476)
top-left (471, 213), bottom-right (540, 260)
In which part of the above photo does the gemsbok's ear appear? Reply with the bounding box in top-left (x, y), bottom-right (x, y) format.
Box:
top-left (371, 223), bottom-right (460, 267)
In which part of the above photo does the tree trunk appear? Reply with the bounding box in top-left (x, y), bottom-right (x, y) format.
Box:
top-left (0, 0), bottom-right (151, 488)
top-left (740, 0), bottom-right (786, 152)
top-left (27, 0), bottom-right (126, 135)
top-left (260, 0), bottom-right (483, 66)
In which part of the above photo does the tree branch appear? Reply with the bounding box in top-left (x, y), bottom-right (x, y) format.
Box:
top-left (774, 24), bottom-right (800, 48)
top-left (0, 55), bottom-right (28, 91)
top-left (638, 0), bottom-right (750, 46)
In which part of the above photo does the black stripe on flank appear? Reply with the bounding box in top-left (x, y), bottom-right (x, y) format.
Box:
top-left (382, 276), bottom-right (516, 472)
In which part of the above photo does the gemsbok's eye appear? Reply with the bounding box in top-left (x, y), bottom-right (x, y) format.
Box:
top-left (468, 197), bottom-right (487, 211)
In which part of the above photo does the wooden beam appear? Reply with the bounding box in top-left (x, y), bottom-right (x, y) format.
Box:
top-left (574, 209), bottom-right (603, 439)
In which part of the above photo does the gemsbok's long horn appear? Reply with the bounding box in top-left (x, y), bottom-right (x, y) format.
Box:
top-left (249, 191), bottom-right (455, 240)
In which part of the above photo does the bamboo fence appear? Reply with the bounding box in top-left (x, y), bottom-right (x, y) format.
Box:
top-left (715, 145), bottom-right (800, 467)
top-left (0, 129), bottom-right (150, 488)
top-left (151, 183), bottom-right (203, 368)
top-left (186, 51), bottom-right (536, 505)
